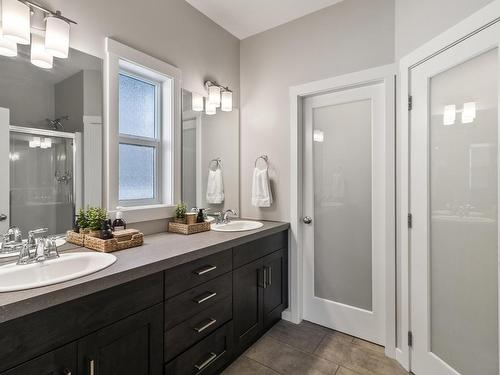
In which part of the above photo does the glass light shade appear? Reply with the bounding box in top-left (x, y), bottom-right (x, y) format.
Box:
top-left (192, 93), bottom-right (204, 112)
top-left (1, 0), bottom-right (30, 44)
top-left (205, 102), bottom-right (216, 115)
top-left (443, 104), bottom-right (456, 126)
top-left (45, 16), bottom-right (70, 58)
top-left (31, 34), bottom-right (53, 69)
top-left (208, 85), bottom-right (221, 106)
top-left (221, 91), bottom-right (233, 112)
top-left (462, 102), bottom-right (476, 124)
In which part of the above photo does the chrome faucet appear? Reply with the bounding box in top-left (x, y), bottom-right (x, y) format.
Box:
top-left (0, 226), bottom-right (23, 254)
top-left (17, 228), bottom-right (60, 265)
top-left (222, 209), bottom-right (237, 224)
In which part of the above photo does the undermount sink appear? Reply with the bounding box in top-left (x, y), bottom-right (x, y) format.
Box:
top-left (0, 252), bottom-right (117, 292)
top-left (211, 220), bottom-right (264, 232)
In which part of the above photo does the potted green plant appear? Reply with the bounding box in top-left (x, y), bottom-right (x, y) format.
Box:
top-left (75, 208), bottom-right (88, 233)
top-left (174, 202), bottom-right (187, 224)
top-left (86, 207), bottom-right (108, 237)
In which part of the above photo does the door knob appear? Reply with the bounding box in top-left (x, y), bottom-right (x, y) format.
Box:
top-left (0, 214), bottom-right (6, 221)
top-left (303, 216), bottom-right (312, 224)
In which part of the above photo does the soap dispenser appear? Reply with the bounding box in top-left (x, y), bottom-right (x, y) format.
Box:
top-left (112, 207), bottom-right (127, 231)
top-left (197, 208), bottom-right (206, 223)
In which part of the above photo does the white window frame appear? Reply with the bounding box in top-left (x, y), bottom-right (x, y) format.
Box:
top-left (105, 38), bottom-right (181, 222)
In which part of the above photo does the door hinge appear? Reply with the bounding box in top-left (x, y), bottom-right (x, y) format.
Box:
top-left (407, 213), bottom-right (413, 229)
top-left (408, 331), bottom-right (413, 347)
top-left (408, 95), bottom-right (413, 111)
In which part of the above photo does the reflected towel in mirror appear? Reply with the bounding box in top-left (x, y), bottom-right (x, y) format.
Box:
top-left (206, 169), bottom-right (225, 204)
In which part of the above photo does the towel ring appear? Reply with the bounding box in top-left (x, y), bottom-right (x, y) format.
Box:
top-left (255, 155), bottom-right (269, 168)
top-left (209, 158), bottom-right (222, 171)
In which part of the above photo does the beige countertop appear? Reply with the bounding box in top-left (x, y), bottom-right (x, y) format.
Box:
top-left (0, 220), bottom-right (289, 324)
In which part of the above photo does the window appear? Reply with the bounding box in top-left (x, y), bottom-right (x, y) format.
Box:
top-left (105, 38), bottom-right (181, 222)
top-left (118, 71), bottom-right (161, 205)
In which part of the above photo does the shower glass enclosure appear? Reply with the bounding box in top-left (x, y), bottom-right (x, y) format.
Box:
top-left (9, 127), bottom-right (77, 236)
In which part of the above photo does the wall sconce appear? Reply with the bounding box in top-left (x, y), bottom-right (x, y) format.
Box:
top-left (0, 0), bottom-right (76, 67)
top-left (205, 102), bottom-right (217, 115)
top-left (204, 80), bottom-right (233, 115)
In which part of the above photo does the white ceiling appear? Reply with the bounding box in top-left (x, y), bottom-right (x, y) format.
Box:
top-left (185, 0), bottom-right (345, 39)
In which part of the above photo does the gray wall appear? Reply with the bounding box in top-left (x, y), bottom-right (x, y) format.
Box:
top-left (395, 0), bottom-right (495, 59)
top-left (55, 71), bottom-right (84, 133)
top-left (239, 0), bottom-right (395, 221)
top-left (44, 0), bottom-right (240, 106)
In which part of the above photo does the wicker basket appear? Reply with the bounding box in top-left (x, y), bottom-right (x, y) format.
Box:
top-left (66, 230), bottom-right (85, 246)
top-left (168, 220), bottom-right (211, 235)
top-left (84, 233), bottom-right (144, 253)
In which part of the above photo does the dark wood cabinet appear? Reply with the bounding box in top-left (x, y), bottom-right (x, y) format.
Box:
top-left (77, 304), bottom-right (163, 375)
top-left (263, 248), bottom-right (288, 328)
top-left (233, 258), bottom-right (264, 353)
top-left (1, 343), bottom-right (76, 375)
top-left (233, 246), bottom-right (289, 354)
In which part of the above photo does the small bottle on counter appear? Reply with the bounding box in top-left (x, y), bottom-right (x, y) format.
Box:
top-left (100, 219), bottom-right (113, 240)
top-left (197, 208), bottom-right (206, 223)
top-left (112, 208), bottom-right (126, 231)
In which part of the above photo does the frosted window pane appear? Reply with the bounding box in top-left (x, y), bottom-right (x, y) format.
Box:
top-left (119, 73), bottom-right (156, 138)
top-left (119, 144), bottom-right (155, 200)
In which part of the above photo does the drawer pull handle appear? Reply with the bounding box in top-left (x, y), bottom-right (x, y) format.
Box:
top-left (193, 318), bottom-right (217, 333)
top-left (194, 351), bottom-right (225, 371)
top-left (194, 291), bottom-right (217, 304)
top-left (194, 265), bottom-right (217, 275)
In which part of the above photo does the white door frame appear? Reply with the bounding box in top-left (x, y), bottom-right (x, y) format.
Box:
top-left (288, 64), bottom-right (396, 358)
top-left (398, 0), bottom-right (500, 371)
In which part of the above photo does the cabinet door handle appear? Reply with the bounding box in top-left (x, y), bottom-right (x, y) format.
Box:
top-left (193, 291), bottom-right (217, 304)
top-left (263, 267), bottom-right (268, 288)
top-left (194, 265), bottom-right (217, 275)
top-left (89, 359), bottom-right (95, 375)
top-left (268, 266), bottom-right (272, 287)
top-left (194, 351), bottom-right (225, 371)
top-left (193, 318), bottom-right (217, 333)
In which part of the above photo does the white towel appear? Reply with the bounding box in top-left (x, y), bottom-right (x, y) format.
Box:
top-left (206, 168), bottom-right (224, 204)
top-left (252, 167), bottom-right (273, 207)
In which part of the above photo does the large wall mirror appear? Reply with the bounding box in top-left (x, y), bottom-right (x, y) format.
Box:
top-left (0, 45), bottom-right (103, 244)
top-left (181, 89), bottom-right (239, 216)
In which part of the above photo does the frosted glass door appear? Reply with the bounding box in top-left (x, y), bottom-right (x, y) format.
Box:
top-left (303, 82), bottom-right (388, 344)
top-left (410, 23), bottom-right (500, 375)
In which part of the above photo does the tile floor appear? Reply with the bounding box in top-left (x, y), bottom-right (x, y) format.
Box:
top-left (223, 320), bottom-right (410, 375)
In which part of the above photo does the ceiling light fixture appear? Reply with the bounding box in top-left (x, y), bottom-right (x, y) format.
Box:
top-left (45, 13), bottom-right (70, 58)
top-left (1, 0), bottom-right (30, 44)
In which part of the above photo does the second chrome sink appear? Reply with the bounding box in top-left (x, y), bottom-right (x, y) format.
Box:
top-left (0, 252), bottom-right (117, 292)
top-left (211, 220), bottom-right (264, 232)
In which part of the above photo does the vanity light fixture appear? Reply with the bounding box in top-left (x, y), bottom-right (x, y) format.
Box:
top-left (192, 92), bottom-right (204, 112)
top-left (0, 0), bottom-right (76, 67)
top-left (204, 80), bottom-right (233, 114)
top-left (462, 102), bottom-right (476, 124)
top-left (443, 104), bottom-right (456, 126)
top-left (30, 33), bottom-right (52, 68)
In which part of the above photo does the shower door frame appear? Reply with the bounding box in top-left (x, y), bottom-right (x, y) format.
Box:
top-left (9, 125), bottom-right (79, 232)
top-left (399, 1), bottom-right (500, 372)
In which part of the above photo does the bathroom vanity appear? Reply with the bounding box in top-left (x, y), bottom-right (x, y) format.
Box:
top-left (0, 221), bottom-right (289, 375)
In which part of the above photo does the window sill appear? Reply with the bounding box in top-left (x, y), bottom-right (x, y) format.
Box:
top-left (109, 204), bottom-right (175, 223)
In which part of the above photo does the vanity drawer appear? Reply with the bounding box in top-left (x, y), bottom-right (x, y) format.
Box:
top-left (165, 272), bottom-right (232, 330)
top-left (165, 296), bottom-right (232, 361)
top-left (164, 249), bottom-right (232, 298)
top-left (233, 230), bottom-right (288, 268)
top-left (165, 321), bottom-right (233, 375)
